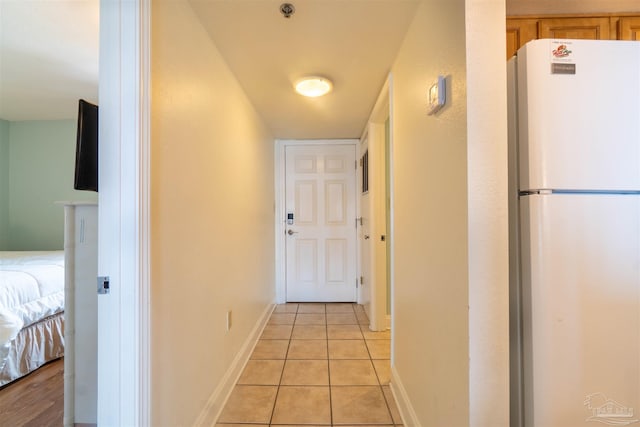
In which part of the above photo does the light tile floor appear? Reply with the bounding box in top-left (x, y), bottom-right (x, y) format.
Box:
top-left (216, 303), bottom-right (401, 427)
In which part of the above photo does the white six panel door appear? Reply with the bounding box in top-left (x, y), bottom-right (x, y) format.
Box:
top-left (285, 144), bottom-right (357, 302)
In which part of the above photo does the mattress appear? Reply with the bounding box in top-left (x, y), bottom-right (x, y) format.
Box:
top-left (0, 251), bottom-right (64, 334)
top-left (0, 251), bottom-right (65, 359)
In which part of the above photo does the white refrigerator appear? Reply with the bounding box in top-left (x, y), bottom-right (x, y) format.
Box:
top-left (508, 39), bottom-right (640, 427)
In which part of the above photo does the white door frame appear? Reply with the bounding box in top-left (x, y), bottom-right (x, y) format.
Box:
top-left (98, 0), bottom-right (150, 425)
top-left (275, 139), bottom-right (359, 304)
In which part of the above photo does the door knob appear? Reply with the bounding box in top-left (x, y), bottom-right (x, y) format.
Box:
top-left (287, 229), bottom-right (298, 235)
top-left (364, 235), bottom-right (370, 239)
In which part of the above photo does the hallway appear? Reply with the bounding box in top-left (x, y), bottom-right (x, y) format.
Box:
top-left (216, 303), bottom-right (401, 426)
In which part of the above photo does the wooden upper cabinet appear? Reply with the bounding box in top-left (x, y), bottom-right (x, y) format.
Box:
top-left (619, 17), bottom-right (640, 40)
top-left (507, 14), bottom-right (640, 59)
top-left (538, 17), bottom-right (611, 40)
top-left (507, 19), bottom-right (537, 59)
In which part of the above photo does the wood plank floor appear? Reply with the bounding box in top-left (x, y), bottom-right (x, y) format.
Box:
top-left (0, 358), bottom-right (63, 427)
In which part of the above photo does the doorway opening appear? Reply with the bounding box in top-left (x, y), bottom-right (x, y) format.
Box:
top-left (358, 78), bottom-right (392, 332)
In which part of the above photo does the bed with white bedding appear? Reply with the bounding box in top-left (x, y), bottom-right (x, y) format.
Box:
top-left (0, 251), bottom-right (65, 386)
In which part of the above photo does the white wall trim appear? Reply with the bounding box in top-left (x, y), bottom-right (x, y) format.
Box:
top-left (98, 0), bottom-right (150, 425)
top-left (138, 0), bottom-right (152, 423)
top-left (390, 366), bottom-right (419, 427)
top-left (274, 139), bottom-right (359, 304)
top-left (193, 303), bottom-right (275, 426)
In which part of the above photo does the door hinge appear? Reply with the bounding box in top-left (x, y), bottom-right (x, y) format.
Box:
top-left (356, 277), bottom-right (358, 288)
top-left (360, 276), bottom-right (364, 285)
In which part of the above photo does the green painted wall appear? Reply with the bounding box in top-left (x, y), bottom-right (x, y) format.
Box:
top-left (8, 120), bottom-right (97, 250)
top-left (0, 120), bottom-right (9, 249)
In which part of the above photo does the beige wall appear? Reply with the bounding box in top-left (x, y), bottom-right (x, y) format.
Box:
top-left (390, 0), bottom-right (470, 425)
top-left (507, 0), bottom-right (640, 15)
top-left (466, 0), bottom-right (510, 426)
top-left (150, 0), bottom-right (275, 424)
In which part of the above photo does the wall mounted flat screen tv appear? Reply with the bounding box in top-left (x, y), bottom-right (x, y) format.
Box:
top-left (74, 99), bottom-right (98, 192)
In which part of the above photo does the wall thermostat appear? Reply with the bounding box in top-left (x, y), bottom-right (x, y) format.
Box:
top-left (427, 75), bottom-right (446, 115)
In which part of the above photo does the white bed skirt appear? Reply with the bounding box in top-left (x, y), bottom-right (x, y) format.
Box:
top-left (0, 312), bottom-right (64, 386)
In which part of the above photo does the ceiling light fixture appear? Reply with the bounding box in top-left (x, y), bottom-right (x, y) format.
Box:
top-left (294, 76), bottom-right (333, 98)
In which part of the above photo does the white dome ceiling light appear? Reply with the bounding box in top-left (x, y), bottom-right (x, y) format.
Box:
top-left (294, 76), bottom-right (333, 98)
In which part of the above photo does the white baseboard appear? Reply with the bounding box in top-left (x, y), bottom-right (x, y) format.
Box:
top-left (192, 302), bottom-right (275, 426)
top-left (390, 365), bottom-right (421, 427)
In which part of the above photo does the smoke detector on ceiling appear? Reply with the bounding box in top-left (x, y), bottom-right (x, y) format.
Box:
top-left (280, 3), bottom-right (295, 18)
